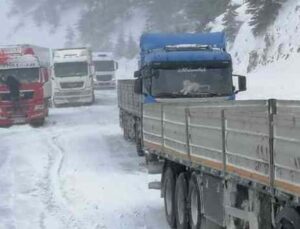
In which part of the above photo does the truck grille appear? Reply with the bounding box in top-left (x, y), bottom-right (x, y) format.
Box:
top-left (60, 82), bottom-right (84, 89)
top-left (55, 90), bottom-right (91, 97)
top-left (0, 91), bottom-right (34, 101)
top-left (96, 75), bottom-right (112, 81)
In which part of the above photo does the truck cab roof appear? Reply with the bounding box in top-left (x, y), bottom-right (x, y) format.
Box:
top-left (140, 32), bottom-right (230, 68)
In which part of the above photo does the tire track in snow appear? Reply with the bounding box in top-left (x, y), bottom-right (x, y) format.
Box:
top-left (38, 129), bottom-right (84, 229)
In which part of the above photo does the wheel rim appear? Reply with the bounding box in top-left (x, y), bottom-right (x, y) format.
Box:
top-left (177, 186), bottom-right (185, 224)
top-left (166, 178), bottom-right (173, 217)
top-left (191, 186), bottom-right (199, 226)
top-left (280, 220), bottom-right (294, 229)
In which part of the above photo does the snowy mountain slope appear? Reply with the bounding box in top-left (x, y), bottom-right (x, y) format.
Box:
top-left (230, 0), bottom-right (300, 74)
top-left (210, 0), bottom-right (300, 100)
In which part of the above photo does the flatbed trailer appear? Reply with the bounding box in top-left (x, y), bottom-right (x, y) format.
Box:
top-left (118, 31), bottom-right (300, 228)
top-left (142, 99), bottom-right (300, 229)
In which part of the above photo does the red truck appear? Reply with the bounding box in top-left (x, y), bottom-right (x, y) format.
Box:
top-left (0, 45), bottom-right (51, 126)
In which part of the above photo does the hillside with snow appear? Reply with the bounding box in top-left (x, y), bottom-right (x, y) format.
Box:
top-left (210, 0), bottom-right (300, 99)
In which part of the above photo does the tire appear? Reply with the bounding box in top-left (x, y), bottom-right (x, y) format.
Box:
top-left (30, 118), bottom-right (45, 127)
top-left (164, 167), bottom-right (176, 228)
top-left (135, 119), bottom-right (144, 156)
top-left (175, 172), bottom-right (189, 229)
top-left (276, 207), bottom-right (300, 229)
top-left (136, 138), bottom-right (144, 156)
top-left (188, 174), bottom-right (202, 229)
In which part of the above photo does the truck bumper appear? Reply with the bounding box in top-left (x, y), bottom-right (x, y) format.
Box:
top-left (53, 89), bottom-right (94, 105)
top-left (94, 81), bottom-right (116, 90)
top-left (0, 101), bottom-right (47, 126)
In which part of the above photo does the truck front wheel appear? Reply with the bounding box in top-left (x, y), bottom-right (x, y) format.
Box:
top-left (188, 174), bottom-right (202, 229)
top-left (175, 172), bottom-right (189, 229)
top-left (164, 167), bottom-right (176, 228)
top-left (30, 118), bottom-right (45, 127)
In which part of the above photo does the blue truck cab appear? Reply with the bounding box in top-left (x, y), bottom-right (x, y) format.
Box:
top-left (134, 32), bottom-right (246, 102)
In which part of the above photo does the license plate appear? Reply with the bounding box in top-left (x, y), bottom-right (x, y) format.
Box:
top-left (13, 117), bottom-right (26, 124)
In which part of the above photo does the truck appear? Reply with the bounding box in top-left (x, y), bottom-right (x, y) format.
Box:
top-left (92, 52), bottom-right (118, 89)
top-left (118, 32), bottom-right (300, 229)
top-left (52, 47), bottom-right (94, 106)
top-left (0, 45), bottom-right (51, 126)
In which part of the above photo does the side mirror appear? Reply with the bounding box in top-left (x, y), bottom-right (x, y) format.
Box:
top-left (134, 78), bottom-right (143, 95)
top-left (134, 70), bottom-right (141, 78)
top-left (233, 74), bottom-right (247, 93)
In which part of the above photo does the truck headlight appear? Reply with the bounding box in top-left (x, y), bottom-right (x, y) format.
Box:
top-left (35, 104), bottom-right (44, 111)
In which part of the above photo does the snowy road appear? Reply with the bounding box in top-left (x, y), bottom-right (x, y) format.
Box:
top-left (0, 91), bottom-right (169, 229)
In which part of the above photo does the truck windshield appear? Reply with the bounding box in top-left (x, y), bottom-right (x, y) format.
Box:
top-left (94, 61), bottom-right (115, 71)
top-left (54, 62), bottom-right (88, 77)
top-left (151, 68), bottom-right (233, 97)
top-left (0, 68), bottom-right (39, 84)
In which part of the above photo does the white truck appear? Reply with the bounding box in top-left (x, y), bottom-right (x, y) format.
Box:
top-left (52, 47), bottom-right (94, 106)
top-left (92, 52), bottom-right (118, 89)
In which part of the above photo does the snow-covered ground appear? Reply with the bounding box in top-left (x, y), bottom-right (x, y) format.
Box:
top-left (0, 90), bottom-right (168, 229)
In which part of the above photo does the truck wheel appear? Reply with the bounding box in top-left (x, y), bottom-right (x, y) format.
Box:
top-left (91, 92), bottom-right (95, 104)
top-left (164, 167), bottom-right (176, 228)
top-left (175, 172), bottom-right (189, 229)
top-left (136, 138), bottom-right (144, 156)
top-left (135, 119), bottom-right (144, 156)
top-left (276, 207), bottom-right (300, 229)
top-left (188, 174), bottom-right (202, 229)
top-left (30, 118), bottom-right (45, 127)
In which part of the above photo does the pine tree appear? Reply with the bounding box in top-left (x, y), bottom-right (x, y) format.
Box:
top-left (64, 26), bottom-right (76, 48)
top-left (222, 2), bottom-right (240, 43)
top-left (246, 0), bottom-right (263, 15)
top-left (126, 35), bottom-right (139, 59)
top-left (186, 0), bottom-right (230, 31)
top-left (248, 0), bottom-right (287, 36)
top-left (114, 31), bottom-right (127, 58)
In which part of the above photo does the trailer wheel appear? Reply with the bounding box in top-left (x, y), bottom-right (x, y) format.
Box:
top-left (135, 119), bottom-right (144, 156)
top-left (136, 138), bottom-right (144, 156)
top-left (175, 172), bottom-right (189, 229)
top-left (164, 167), bottom-right (176, 228)
top-left (276, 207), bottom-right (300, 229)
top-left (188, 174), bottom-right (202, 229)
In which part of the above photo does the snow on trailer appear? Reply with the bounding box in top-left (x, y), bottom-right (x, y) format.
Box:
top-left (0, 44), bottom-right (51, 126)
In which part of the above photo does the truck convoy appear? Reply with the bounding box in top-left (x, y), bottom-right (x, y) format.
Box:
top-left (118, 32), bottom-right (300, 229)
top-left (52, 47), bottom-right (94, 106)
top-left (0, 45), bottom-right (51, 126)
top-left (92, 52), bottom-right (118, 89)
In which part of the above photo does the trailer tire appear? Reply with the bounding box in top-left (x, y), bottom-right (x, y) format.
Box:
top-left (136, 138), bottom-right (144, 156)
top-left (164, 167), bottom-right (176, 228)
top-left (175, 172), bottom-right (189, 229)
top-left (275, 207), bottom-right (300, 229)
top-left (188, 174), bottom-right (202, 229)
top-left (135, 119), bottom-right (144, 156)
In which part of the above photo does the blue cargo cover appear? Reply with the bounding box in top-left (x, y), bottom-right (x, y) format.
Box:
top-left (140, 32), bottom-right (226, 53)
